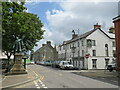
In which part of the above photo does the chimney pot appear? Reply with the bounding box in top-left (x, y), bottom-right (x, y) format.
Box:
top-left (94, 23), bottom-right (101, 29)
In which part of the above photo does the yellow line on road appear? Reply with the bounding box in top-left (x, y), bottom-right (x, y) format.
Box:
top-left (29, 69), bottom-right (39, 77)
top-left (40, 76), bottom-right (44, 80)
top-left (38, 76), bottom-right (44, 80)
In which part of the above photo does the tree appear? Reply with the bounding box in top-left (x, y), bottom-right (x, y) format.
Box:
top-left (0, 2), bottom-right (2, 51)
top-left (2, 2), bottom-right (44, 66)
top-left (108, 26), bottom-right (115, 34)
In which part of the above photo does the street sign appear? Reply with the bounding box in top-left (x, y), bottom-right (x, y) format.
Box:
top-left (85, 54), bottom-right (90, 58)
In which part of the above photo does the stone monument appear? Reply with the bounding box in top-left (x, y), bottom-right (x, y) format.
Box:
top-left (9, 37), bottom-right (27, 74)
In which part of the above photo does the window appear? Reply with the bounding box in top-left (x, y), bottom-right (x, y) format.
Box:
top-left (60, 46), bottom-right (61, 51)
top-left (63, 45), bottom-right (65, 50)
top-left (78, 50), bottom-right (80, 57)
top-left (105, 59), bottom-right (109, 67)
top-left (82, 50), bottom-right (84, 56)
top-left (105, 44), bottom-right (109, 56)
top-left (70, 44), bottom-right (71, 49)
top-left (73, 43), bottom-right (74, 47)
top-left (92, 40), bottom-right (96, 46)
top-left (112, 41), bottom-right (116, 47)
top-left (113, 50), bottom-right (116, 57)
top-left (92, 50), bottom-right (96, 56)
top-left (87, 39), bottom-right (92, 47)
top-left (81, 41), bottom-right (84, 46)
top-left (92, 59), bottom-right (97, 68)
top-left (78, 41), bottom-right (80, 47)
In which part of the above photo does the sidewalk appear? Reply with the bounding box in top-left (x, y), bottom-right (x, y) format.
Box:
top-left (0, 68), bottom-right (38, 89)
top-left (74, 70), bottom-right (118, 77)
top-left (71, 70), bottom-right (118, 86)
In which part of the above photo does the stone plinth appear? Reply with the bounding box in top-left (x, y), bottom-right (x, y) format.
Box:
top-left (9, 53), bottom-right (27, 75)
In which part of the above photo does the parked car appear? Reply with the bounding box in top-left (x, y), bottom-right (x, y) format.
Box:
top-left (2, 62), bottom-right (7, 69)
top-left (59, 61), bottom-right (74, 70)
top-left (30, 61), bottom-right (35, 65)
top-left (52, 61), bottom-right (61, 68)
top-left (44, 61), bottom-right (52, 66)
top-left (107, 63), bottom-right (116, 72)
top-left (2, 61), bottom-right (7, 69)
top-left (37, 61), bottom-right (45, 65)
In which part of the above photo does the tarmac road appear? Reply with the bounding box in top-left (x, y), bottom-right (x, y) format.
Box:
top-left (13, 64), bottom-right (118, 89)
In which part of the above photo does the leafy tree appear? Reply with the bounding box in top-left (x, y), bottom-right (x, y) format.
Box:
top-left (109, 26), bottom-right (115, 34)
top-left (2, 2), bottom-right (44, 67)
top-left (0, 2), bottom-right (2, 51)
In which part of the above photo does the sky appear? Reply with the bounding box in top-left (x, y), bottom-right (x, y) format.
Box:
top-left (24, 0), bottom-right (119, 51)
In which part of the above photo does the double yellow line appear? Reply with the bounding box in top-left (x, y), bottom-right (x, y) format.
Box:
top-left (39, 76), bottom-right (44, 80)
top-left (31, 69), bottom-right (45, 81)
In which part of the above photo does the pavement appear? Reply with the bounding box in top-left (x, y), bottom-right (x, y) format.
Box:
top-left (0, 68), bottom-right (39, 89)
top-left (71, 69), bottom-right (119, 86)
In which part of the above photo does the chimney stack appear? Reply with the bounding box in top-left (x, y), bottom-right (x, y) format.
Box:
top-left (47, 41), bottom-right (51, 45)
top-left (72, 30), bottom-right (78, 39)
top-left (42, 44), bottom-right (46, 47)
top-left (94, 23), bottom-right (101, 29)
top-left (72, 34), bottom-right (78, 39)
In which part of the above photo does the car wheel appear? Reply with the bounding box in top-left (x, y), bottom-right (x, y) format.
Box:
top-left (109, 69), bottom-right (113, 72)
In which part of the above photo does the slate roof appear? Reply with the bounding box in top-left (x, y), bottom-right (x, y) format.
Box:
top-left (60, 28), bottom-right (115, 46)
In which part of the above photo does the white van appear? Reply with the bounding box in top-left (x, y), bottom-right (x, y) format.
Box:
top-left (59, 61), bottom-right (73, 70)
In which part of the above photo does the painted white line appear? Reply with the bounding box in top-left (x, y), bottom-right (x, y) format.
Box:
top-left (42, 84), bottom-right (45, 87)
top-left (35, 84), bottom-right (39, 87)
top-left (39, 82), bottom-right (43, 84)
top-left (44, 87), bottom-right (48, 88)
top-left (36, 86), bottom-right (40, 88)
top-left (38, 80), bottom-right (42, 83)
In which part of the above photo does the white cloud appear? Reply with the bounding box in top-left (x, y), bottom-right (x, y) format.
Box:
top-left (34, 2), bottom-right (118, 51)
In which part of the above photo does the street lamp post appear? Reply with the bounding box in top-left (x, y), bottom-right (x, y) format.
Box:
top-left (78, 51), bottom-right (80, 70)
top-left (22, 54), bottom-right (28, 69)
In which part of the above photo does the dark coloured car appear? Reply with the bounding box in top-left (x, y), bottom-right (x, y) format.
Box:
top-left (2, 61), bottom-right (7, 69)
top-left (52, 61), bottom-right (61, 68)
top-left (107, 63), bottom-right (116, 72)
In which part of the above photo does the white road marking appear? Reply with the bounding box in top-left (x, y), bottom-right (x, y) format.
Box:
top-left (42, 84), bottom-right (45, 87)
top-left (36, 86), bottom-right (40, 88)
top-left (35, 84), bottom-right (39, 87)
top-left (38, 80), bottom-right (42, 83)
top-left (38, 79), bottom-right (48, 88)
top-left (44, 87), bottom-right (48, 88)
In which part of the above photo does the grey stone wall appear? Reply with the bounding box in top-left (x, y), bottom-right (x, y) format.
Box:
top-left (33, 41), bottom-right (58, 62)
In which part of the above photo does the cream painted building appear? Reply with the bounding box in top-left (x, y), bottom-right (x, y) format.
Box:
top-left (58, 24), bottom-right (116, 69)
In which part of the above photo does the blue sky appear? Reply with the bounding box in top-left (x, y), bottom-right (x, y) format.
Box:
top-left (25, 2), bottom-right (63, 25)
top-left (25, 1), bottom-right (118, 51)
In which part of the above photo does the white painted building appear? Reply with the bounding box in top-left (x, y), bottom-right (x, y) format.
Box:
top-left (58, 24), bottom-right (116, 69)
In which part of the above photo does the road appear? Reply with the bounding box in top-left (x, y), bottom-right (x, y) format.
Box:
top-left (13, 64), bottom-right (118, 88)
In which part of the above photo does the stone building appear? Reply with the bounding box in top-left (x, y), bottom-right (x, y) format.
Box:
top-left (33, 41), bottom-right (58, 63)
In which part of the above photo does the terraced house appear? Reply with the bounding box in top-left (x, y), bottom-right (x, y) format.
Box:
top-left (58, 24), bottom-right (116, 70)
